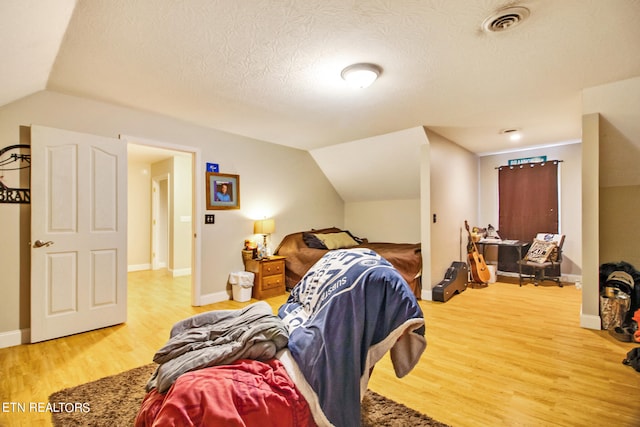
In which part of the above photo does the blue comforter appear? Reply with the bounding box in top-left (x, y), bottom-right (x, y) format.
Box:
top-left (278, 248), bottom-right (426, 427)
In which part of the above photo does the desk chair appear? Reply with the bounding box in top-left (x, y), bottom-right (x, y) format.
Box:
top-left (518, 233), bottom-right (565, 287)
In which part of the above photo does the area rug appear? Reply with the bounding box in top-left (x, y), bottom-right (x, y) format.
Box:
top-left (50, 364), bottom-right (449, 426)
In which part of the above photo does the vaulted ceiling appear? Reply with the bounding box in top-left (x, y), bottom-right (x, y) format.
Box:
top-left (2, 0), bottom-right (640, 155)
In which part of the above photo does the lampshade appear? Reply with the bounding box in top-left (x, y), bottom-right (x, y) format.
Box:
top-left (254, 218), bottom-right (275, 235)
top-left (341, 63), bottom-right (382, 89)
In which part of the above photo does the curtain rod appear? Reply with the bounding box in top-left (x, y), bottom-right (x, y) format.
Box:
top-left (494, 160), bottom-right (563, 170)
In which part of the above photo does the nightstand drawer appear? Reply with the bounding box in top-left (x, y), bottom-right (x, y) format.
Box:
top-left (245, 256), bottom-right (286, 300)
top-left (262, 274), bottom-right (283, 291)
top-left (262, 260), bottom-right (284, 277)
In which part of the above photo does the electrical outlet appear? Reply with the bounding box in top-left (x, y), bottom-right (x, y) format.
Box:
top-left (205, 214), bottom-right (215, 224)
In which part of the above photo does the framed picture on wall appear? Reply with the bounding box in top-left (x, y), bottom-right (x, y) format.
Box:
top-left (206, 172), bottom-right (240, 210)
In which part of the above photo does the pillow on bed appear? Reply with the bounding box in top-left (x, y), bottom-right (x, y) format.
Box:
top-left (302, 232), bottom-right (328, 249)
top-left (313, 231), bottom-right (359, 250)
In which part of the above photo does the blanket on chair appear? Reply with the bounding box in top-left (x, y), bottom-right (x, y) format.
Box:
top-left (278, 248), bottom-right (426, 427)
top-left (146, 301), bottom-right (288, 393)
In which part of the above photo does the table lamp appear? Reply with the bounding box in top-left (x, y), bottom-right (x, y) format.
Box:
top-left (254, 218), bottom-right (275, 257)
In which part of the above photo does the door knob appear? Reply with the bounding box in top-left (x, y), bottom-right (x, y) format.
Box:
top-left (33, 240), bottom-right (54, 248)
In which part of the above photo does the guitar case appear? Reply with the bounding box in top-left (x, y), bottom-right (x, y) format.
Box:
top-left (433, 261), bottom-right (468, 302)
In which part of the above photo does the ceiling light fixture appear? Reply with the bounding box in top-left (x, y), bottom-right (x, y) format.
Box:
top-left (501, 128), bottom-right (522, 141)
top-left (341, 63), bottom-right (382, 89)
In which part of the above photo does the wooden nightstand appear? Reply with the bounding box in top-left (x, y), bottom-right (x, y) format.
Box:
top-left (244, 256), bottom-right (286, 299)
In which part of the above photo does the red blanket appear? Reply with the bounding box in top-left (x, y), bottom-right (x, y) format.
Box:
top-left (135, 359), bottom-right (316, 427)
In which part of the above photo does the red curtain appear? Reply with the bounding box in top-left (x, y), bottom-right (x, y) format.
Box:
top-left (498, 162), bottom-right (559, 242)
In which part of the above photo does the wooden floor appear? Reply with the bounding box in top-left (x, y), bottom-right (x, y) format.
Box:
top-left (1, 270), bottom-right (639, 426)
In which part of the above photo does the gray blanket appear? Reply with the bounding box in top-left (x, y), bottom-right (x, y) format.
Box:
top-left (147, 301), bottom-right (289, 393)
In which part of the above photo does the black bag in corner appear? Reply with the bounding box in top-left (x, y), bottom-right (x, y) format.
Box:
top-left (600, 261), bottom-right (640, 313)
top-left (623, 347), bottom-right (640, 372)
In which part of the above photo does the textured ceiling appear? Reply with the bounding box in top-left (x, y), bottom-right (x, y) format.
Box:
top-left (3, 0), bottom-right (640, 154)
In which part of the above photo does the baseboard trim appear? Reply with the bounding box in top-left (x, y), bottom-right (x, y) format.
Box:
top-left (421, 289), bottom-right (433, 301)
top-left (498, 271), bottom-right (582, 284)
top-left (172, 268), bottom-right (191, 277)
top-left (0, 328), bottom-right (29, 349)
top-left (128, 263), bottom-right (151, 272)
top-left (197, 290), bottom-right (232, 306)
top-left (580, 312), bottom-right (602, 330)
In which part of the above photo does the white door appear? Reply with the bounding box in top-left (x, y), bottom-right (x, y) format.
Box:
top-left (30, 125), bottom-right (127, 343)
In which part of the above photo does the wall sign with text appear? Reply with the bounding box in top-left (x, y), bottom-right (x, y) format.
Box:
top-left (0, 144), bottom-right (30, 204)
top-left (508, 155), bottom-right (547, 166)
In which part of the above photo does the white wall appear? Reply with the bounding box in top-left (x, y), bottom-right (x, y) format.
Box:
top-left (478, 142), bottom-right (583, 279)
top-left (0, 90), bottom-right (343, 341)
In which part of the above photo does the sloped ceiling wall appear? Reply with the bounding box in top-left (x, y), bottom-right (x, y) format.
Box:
top-left (0, 0), bottom-right (75, 106)
top-left (310, 127), bottom-right (427, 202)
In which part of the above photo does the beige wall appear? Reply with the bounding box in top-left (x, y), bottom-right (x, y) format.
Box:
top-left (318, 127), bottom-right (479, 299)
top-left (344, 199), bottom-right (420, 243)
top-left (478, 142), bottom-right (583, 279)
top-left (599, 185), bottom-right (640, 266)
top-left (586, 77), bottom-right (640, 269)
top-left (127, 159), bottom-right (152, 269)
top-left (172, 155), bottom-right (193, 275)
top-left (318, 127), bottom-right (426, 244)
top-left (581, 76), bottom-right (640, 329)
top-left (425, 130), bottom-right (479, 290)
top-left (0, 90), bottom-right (343, 343)
top-left (310, 127), bottom-right (424, 203)
top-left (581, 113), bottom-right (601, 328)
top-left (147, 155), bottom-right (192, 275)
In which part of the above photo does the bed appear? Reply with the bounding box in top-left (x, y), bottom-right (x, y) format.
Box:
top-left (135, 248), bottom-right (426, 427)
top-left (274, 227), bottom-right (422, 298)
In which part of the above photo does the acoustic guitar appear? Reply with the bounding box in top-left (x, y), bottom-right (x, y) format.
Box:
top-left (464, 220), bottom-right (491, 284)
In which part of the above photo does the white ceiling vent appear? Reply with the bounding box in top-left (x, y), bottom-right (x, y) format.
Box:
top-left (482, 6), bottom-right (530, 32)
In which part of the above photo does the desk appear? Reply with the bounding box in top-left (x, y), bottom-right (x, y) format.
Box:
top-left (476, 239), bottom-right (528, 286)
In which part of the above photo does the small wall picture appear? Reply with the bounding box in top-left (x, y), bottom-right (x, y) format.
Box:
top-left (206, 172), bottom-right (240, 210)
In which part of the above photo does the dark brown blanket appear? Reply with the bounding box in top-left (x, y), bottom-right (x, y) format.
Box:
top-left (274, 228), bottom-right (422, 298)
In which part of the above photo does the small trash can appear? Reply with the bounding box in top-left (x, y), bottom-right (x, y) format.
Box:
top-left (229, 271), bottom-right (254, 302)
top-left (487, 265), bottom-right (497, 284)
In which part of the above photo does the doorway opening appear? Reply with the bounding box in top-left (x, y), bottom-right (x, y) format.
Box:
top-left (125, 137), bottom-right (201, 306)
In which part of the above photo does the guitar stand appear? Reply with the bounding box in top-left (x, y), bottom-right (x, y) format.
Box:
top-left (468, 280), bottom-right (489, 289)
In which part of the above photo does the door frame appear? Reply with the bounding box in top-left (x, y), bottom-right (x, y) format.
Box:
top-left (120, 134), bottom-right (203, 306)
top-left (151, 173), bottom-right (170, 270)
